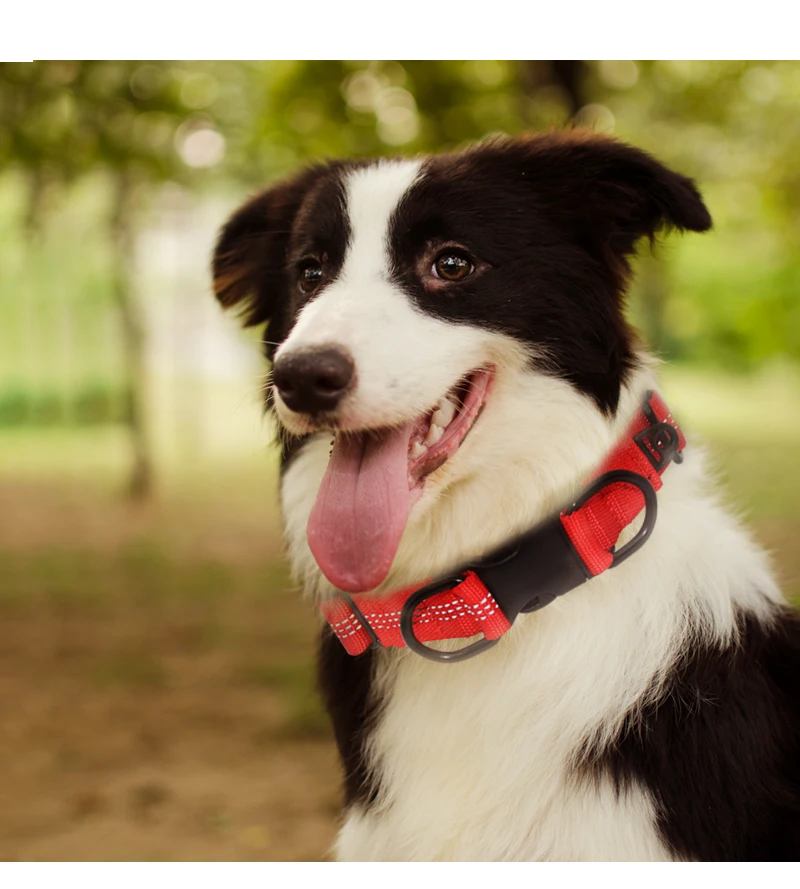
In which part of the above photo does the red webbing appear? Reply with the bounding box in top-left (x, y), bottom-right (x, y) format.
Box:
top-left (559, 392), bottom-right (685, 575)
top-left (319, 570), bottom-right (510, 656)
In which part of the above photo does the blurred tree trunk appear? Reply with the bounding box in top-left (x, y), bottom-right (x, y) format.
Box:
top-left (548, 61), bottom-right (586, 116)
top-left (111, 172), bottom-right (153, 499)
top-left (24, 168), bottom-right (50, 243)
top-left (520, 61), bottom-right (588, 122)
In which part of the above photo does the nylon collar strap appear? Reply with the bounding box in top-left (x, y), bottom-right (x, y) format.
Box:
top-left (320, 390), bottom-right (685, 663)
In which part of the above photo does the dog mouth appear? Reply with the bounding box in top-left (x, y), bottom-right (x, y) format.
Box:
top-left (306, 366), bottom-right (495, 593)
top-left (406, 367), bottom-right (494, 492)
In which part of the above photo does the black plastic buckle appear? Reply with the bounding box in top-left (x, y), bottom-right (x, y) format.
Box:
top-left (634, 421), bottom-right (683, 470)
top-left (398, 517), bottom-right (589, 663)
top-left (636, 393), bottom-right (683, 470)
top-left (399, 469), bottom-right (658, 664)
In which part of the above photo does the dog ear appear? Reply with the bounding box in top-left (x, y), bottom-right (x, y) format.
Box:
top-left (211, 165), bottom-right (329, 345)
top-left (517, 132), bottom-right (712, 278)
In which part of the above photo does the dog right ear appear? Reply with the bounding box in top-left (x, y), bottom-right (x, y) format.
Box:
top-left (211, 166), bottom-right (328, 344)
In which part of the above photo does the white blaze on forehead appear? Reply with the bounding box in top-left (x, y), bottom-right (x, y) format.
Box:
top-left (278, 159), bottom-right (423, 347)
top-left (340, 160), bottom-right (423, 282)
top-left (342, 161), bottom-right (422, 279)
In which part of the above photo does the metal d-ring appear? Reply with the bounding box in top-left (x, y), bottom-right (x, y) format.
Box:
top-left (399, 575), bottom-right (499, 663)
top-left (564, 469), bottom-right (658, 567)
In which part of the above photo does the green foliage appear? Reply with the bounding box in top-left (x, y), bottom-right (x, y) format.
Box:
top-left (0, 384), bottom-right (126, 427)
top-left (0, 61), bottom-right (215, 184)
top-left (599, 61), bottom-right (800, 369)
top-left (223, 61), bottom-right (572, 179)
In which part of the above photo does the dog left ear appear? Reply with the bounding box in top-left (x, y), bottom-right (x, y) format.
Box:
top-left (581, 136), bottom-right (712, 242)
top-left (520, 133), bottom-right (712, 276)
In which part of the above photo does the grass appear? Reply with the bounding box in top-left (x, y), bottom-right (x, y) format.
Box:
top-left (661, 365), bottom-right (800, 601)
top-left (92, 651), bottom-right (169, 689)
top-left (235, 660), bottom-right (330, 740)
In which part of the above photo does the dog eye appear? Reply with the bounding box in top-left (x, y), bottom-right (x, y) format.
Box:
top-left (432, 252), bottom-right (474, 282)
top-left (299, 260), bottom-right (323, 293)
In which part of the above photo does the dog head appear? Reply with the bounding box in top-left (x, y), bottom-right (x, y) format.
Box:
top-left (213, 132), bottom-right (711, 594)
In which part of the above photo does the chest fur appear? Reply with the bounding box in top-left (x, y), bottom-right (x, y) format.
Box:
top-left (333, 623), bottom-right (674, 861)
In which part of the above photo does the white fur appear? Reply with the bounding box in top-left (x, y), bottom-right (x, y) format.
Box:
top-left (276, 161), bottom-right (786, 861)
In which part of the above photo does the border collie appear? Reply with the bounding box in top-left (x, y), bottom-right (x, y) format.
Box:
top-left (212, 131), bottom-right (800, 861)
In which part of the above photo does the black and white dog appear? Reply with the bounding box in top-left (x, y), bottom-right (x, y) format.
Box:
top-left (212, 132), bottom-right (800, 861)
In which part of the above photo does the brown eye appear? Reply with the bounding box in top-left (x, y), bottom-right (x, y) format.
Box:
top-left (299, 260), bottom-right (323, 293)
top-left (433, 252), bottom-right (473, 281)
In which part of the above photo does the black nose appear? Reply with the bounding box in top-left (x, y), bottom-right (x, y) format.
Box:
top-left (273, 346), bottom-right (356, 415)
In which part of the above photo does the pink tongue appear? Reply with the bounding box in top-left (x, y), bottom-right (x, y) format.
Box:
top-left (307, 422), bottom-right (414, 593)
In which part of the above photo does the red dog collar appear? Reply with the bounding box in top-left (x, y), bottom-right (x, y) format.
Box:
top-left (320, 390), bottom-right (685, 662)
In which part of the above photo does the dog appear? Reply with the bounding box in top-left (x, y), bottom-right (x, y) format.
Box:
top-left (212, 131), bottom-right (800, 861)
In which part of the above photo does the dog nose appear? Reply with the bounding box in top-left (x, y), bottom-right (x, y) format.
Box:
top-left (273, 346), bottom-right (356, 415)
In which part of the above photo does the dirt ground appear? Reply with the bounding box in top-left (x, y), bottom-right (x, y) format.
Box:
top-left (0, 477), bottom-right (341, 862)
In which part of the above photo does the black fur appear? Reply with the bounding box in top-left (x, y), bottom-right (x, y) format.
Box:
top-left (317, 627), bottom-right (379, 807)
top-left (579, 608), bottom-right (800, 861)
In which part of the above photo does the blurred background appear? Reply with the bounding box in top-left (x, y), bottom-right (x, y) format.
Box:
top-left (0, 60), bottom-right (799, 861)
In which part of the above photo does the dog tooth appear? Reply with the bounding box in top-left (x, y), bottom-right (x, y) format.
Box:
top-left (425, 424), bottom-right (444, 445)
top-left (432, 399), bottom-right (456, 428)
top-left (409, 441), bottom-right (426, 459)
